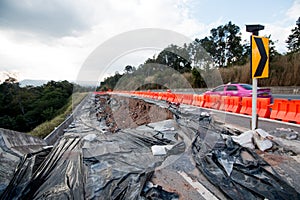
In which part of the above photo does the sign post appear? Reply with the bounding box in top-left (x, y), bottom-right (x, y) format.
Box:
top-left (246, 25), bottom-right (269, 130)
top-left (252, 78), bottom-right (258, 130)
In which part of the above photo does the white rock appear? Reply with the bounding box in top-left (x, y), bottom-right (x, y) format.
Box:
top-left (256, 128), bottom-right (273, 140)
top-left (253, 132), bottom-right (273, 151)
top-left (151, 145), bottom-right (174, 156)
top-left (83, 134), bottom-right (97, 141)
top-left (232, 130), bottom-right (255, 149)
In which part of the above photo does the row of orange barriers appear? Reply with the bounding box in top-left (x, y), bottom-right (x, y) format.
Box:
top-left (270, 99), bottom-right (300, 124)
top-left (102, 90), bottom-right (300, 124)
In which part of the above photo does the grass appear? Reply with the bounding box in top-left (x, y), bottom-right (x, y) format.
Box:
top-left (28, 92), bottom-right (87, 138)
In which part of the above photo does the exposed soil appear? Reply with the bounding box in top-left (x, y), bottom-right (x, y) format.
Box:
top-left (261, 153), bottom-right (287, 166)
top-left (94, 94), bottom-right (173, 132)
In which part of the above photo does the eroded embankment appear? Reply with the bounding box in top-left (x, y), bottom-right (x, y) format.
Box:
top-left (94, 94), bottom-right (173, 132)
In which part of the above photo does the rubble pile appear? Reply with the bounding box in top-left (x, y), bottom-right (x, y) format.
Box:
top-left (192, 129), bottom-right (299, 199)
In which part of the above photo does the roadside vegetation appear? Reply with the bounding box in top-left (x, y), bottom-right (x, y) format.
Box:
top-left (0, 79), bottom-right (88, 136)
top-left (98, 21), bottom-right (300, 91)
top-left (219, 53), bottom-right (300, 86)
top-left (29, 92), bottom-right (87, 138)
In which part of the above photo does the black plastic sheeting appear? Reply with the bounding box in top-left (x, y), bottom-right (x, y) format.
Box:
top-left (0, 128), bottom-right (47, 196)
top-left (1, 130), bottom-right (181, 200)
top-left (192, 129), bottom-right (300, 200)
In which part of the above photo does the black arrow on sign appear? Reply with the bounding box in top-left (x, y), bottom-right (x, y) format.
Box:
top-left (254, 37), bottom-right (268, 77)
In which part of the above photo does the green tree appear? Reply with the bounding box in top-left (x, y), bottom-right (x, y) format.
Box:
top-left (191, 67), bottom-right (206, 88)
top-left (266, 35), bottom-right (281, 61)
top-left (187, 39), bottom-right (213, 69)
top-left (286, 25), bottom-right (300, 53)
top-left (124, 65), bottom-right (133, 73)
top-left (156, 44), bottom-right (192, 73)
top-left (98, 72), bottom-right (123, 91)
top-left (0, 80), bottom-right (74, 132)
top-left (200, 21), bottom-right (244, 67)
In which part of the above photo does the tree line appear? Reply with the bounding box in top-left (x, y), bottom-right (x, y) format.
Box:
top-left (98, 21), bottom-right (300, 91)
top-left (0, 79), bottom-right (75, 132)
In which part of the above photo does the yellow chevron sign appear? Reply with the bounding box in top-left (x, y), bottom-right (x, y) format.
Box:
top-left (251, 35), bottom-right (269, 78)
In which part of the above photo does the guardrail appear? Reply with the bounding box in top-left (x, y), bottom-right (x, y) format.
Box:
top-left (103, 90), bottom-right (300, 124)
top-left (44, 115), bottom-right (74, 145)
top-left (44, 94), bottom-right (90, 145)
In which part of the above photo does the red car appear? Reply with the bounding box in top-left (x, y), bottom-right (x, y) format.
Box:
top-left (204, 83), bottom-right (272, 98)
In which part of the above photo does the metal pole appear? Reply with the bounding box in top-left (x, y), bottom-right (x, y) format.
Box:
top-left (252, 78), bottom-right (257, 130)
top-left (246, 24), bottom-right (264, 130)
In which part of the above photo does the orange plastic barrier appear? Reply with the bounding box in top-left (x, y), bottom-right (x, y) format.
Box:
top-left (240, 97), bottom-right (252, 115)
top-left (203, 95), bottom-right (211, 108)
top-left (227, 97), bottom-right (235, 112)
top-left (240, 97), bottom-right (272, 117)
top-left (219, 96), bottom-right (227, 111)
top-left (283, 100), bottom-right (300, 123)
top-left (123, 91), bottom-right (300, 123)
top-left (198, 95), bottom-right (205, 107)
top-left (257, 98), bottom-right (271, 118)
top-left (210, 95), bottom-right (221, 110)
top-left (202, 95), bottom-right (221, 109)
top-left (162, 92), bottom-right (170, 101)
top-left (295, 101), bottom-right (300, 124)
top-left (149, 92), bottom-right (158, 99)
top-left (94, 91), bottom-right (107, 95)
top-left (181, 94), bottom-right (194, 105)
top-left (146, 92), bottom-right (152, 98)
top-left (192, 95), bottom-right (205, 107)
top-left (166, 93), bottom-right (176, 102)
top-left (192, 94), bottom-right (198, 106)
top-left (149, 92), bottom-right (155, 98)
top-left (174, 93), bottom-right (184, 103)
top-left (224, 96), bottom-right (232, 111)
top-left (157, 92), bottom-right (164, 100)
top-left (136, 91), bottom-right (143, 97)
top-left (143, 92), bottom-right (148, 97)
top-left (296, 114), bottom-right (300, 124)
top-left (130, 91), bottom-right (136, 96)
top-left (228, 96), bottom-right (241, 113)
top-left (270, 99), bottom-right (287, 120)
top-left (277, 99), bottom-right (289, 120)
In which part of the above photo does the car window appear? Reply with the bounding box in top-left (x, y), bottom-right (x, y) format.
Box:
top-left (240, 84), bottom-right (252, 90)
top-left (212, 86), bottom-right (224, 92)
top-left (226, 85), bottom-right (238, 91)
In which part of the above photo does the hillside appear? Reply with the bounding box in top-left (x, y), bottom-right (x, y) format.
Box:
top-left (98, 52), bottom-right (299, 91)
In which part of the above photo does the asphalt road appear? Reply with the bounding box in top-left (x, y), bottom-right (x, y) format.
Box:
top-left (273, 94), bottom-right (300, 100)
top-left (207, 107), bottom-right (300, 133)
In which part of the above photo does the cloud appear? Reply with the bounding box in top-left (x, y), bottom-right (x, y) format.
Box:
top-left (286, 0), bottom-right (300, 20)
top-left (0, 0), bottom-right (93, 37)
top-left (3, 0), bottom-right (296, 82)
top-left (270, 0), bottom-right (300, 53)
top-left (0, 0), bottom-right (214, 81)
top-left (0, 0), bottom-right (205, 39)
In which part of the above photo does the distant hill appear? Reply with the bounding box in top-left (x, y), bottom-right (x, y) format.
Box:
top-left (74, 80), bottom-right (98, 88)
top-left (19, 79), bottom-right (49, 87)
top-left (19, 79), bottom-right (98, 88)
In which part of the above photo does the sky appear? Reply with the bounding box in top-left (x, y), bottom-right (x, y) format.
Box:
top-left (0, 0), bottom-right (299, 83)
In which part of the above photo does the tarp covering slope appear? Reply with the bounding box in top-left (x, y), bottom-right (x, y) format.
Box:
top-left (0, 128), bottom-right (47, 196)
top-left (1, 124), bottom-right (182, 199)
